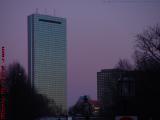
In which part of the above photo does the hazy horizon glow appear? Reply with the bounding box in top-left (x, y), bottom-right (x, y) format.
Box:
top-left (1, 0), bottom-right (160, 107)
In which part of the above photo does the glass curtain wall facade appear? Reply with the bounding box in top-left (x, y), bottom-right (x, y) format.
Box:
top-left (28, 14), bottom-right (67, 110)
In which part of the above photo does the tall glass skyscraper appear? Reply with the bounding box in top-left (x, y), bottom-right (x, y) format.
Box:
top-left (28, 14), bottom-right (67, 110)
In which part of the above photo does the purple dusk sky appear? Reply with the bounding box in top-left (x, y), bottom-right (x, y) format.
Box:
top-left (0, 0), bottom-right (160, 107)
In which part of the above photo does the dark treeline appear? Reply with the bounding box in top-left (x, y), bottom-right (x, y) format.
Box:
top-left (133, 24), bottom-right (160, 118)
top-left (100, 24), bottom-right (160, 120)
top-left (5, 63), bottom-right (62, 120)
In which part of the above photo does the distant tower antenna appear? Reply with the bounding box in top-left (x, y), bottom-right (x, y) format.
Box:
top-left (36, 8), bottom-right (39, 14)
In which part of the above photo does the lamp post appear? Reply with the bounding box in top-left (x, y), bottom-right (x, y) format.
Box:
top-left (82, 96), bottom-right (92, 120)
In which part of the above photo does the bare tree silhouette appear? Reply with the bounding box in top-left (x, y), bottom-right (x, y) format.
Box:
top-left (115, 58), bottom-right (133, 71)
top-left (6, 63), bottom-right (58, 120)
top-left (134, 24), bottom-right (160, 71)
